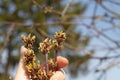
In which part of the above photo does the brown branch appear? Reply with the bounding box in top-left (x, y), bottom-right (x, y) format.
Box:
top-left (99, 2), bottom-right (120, 16)
top-left (0, 21), bottom-right (83, 26)
top-left (0, 24), bottom-right (15, 61)
top-left (64, 43), bottom-right (81, 51)
top-left (62, 0), bottom-right (72, 17)
top-left (32, 0), bottom-right (61, 16)
top-left (89, 44), bottom-right (120, 51)
top-left (32, 0), bottom-right (43, 9)
top-left (91, 54), bottom-right (120, 60)
top-left (65, 15), bottom-right (104, 19)
top-left (83, 23), bottom-right (120, 47)
top-left (96, 61), bottom-right (120, 72)
top-left (104, 0), bottom-right (120, 5)
top-left (64, 14), bottom-right (120, 21)
top-left (91, 1), bottom-right (98, 25)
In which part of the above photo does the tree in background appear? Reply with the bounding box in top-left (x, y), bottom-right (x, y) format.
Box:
top-left (0, 0), bottom-right (120, 80)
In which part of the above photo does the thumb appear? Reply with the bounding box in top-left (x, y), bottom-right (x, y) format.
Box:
top-left (20, 46), bottom-right (27, 58)
top-left (50, 70), bottom-right (66, 80)
top-left (14, 46), bottom-right (28, 80)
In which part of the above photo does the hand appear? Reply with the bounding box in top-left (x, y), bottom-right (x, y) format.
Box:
top-left (14, 46), bottom-right (69, 80)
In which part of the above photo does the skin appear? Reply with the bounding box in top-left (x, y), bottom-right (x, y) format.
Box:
top-left (14, 46), bottom-right (69, 80)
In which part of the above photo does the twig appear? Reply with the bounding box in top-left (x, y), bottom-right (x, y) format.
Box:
top-left (32, 0), bottom-right (42, 9)
top-left (32, 0), bottom-right (61, 15)
top-left (0, 24), bottom-right (15, 58)
top-left (96, 61), bottom-right (120, 72)
top-left (45, 54), bottom-right (49, 74)
top-left (91, 1), bottom-right (98, 25)
top-left (0, 21), bottom-right (83, 26)
top-left (54, 49), bottom-right (58, 71)
top-left (99, 3), bottom-right (120, 16)
top-left (83, 23), bottom-right (120, 47)
top-left (62, 0), bottom-right (73, 17)
top-left (104, 0), bottom-right (120, 5)
top-left (54, 50), bottom-right (58, 63)
top-left (90, 54), bottom-right (120, 60)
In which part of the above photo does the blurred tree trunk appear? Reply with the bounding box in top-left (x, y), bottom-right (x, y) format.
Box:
top-left (3, 36), bottom-right (12, 78)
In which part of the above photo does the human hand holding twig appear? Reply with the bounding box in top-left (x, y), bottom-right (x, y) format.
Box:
top-left (14, 46), bottom-right (69, 80)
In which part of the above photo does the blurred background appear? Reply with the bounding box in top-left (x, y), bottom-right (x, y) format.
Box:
top-left (0, 0), bottom-right (120, 80)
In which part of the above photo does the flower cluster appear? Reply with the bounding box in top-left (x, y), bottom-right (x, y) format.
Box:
top-left (54, 31), bottom-right (66, 43)
top-left (53, 31), bottom-right (66, 51)
top-left (21, 31), bottom-right (66, 80)
top-left (38, 38), bottom-right (52, 55)
top-left (21, 34), bottom-right (35, 49)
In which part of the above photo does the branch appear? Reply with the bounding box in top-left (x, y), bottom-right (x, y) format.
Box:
top-left (0, 21), bottom-right (83, 26)
top-left (96, 61), bottom-right (120, 72)
top-left (62, 0), bottom-right (73, 17)
top-left (91, 54), bottom-right (120, 60)
top-left (32, 0), bottom-right (42, 9)
top-left (104, 0), bottom-right (120, 5)
top-left (32, 0), bottom-right (61, 16)
top-left (0, 24), bottom-right (15, 58)
top-left (83, 23), bottom-right (120, 47)
top-left (99, 2), bottom-right (120, 16)
top-left (91, 1), bottom-right (98, 25)
top-left (64, 43), bottom-right (81, 51)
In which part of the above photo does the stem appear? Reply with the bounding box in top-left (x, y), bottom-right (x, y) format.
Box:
top-left (55, 50), bottom-right (58, 62)
top-left (54, 50), bottom-right (58, 71)
top-left (45, 53), bottom-right (49, 74)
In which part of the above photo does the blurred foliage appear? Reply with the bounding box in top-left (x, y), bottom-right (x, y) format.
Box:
top-left (0, 0), bottom-right (90, 79)
top-left (67, 52), bottom-right (93, 77)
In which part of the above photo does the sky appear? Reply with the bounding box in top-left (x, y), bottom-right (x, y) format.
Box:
top-left (65, 0), bottom-right (120, 80)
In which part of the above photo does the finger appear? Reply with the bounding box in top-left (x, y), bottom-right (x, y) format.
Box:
top-left (14, 46), bottom-right (28, 80)
top-left (50, 71), bottom-right (65, 80)
top-left (57, 56), bottom-right (69, 69)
